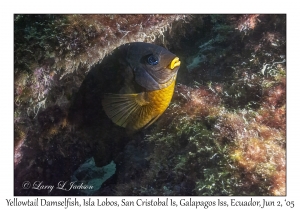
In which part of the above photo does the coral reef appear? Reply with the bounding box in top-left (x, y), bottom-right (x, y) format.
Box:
top-left (14, 14), bottom-right (286, 196)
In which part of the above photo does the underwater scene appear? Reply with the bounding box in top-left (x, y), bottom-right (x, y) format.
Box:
top-left (14, 14), bottom-right (286, 196)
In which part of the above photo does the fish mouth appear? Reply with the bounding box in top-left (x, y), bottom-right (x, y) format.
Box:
top-left (167, 57), bottom-right (181, 70)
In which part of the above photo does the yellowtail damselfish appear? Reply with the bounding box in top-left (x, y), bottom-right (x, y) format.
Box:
top-left (69, 42), bottom-right (180, 132)
top-left (102, 42), bottom-right (180, 131)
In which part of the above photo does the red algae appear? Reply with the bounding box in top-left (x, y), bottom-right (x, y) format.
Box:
top-left (14, 128), bottom-right (27, 168)
top-left (172, 84), bottom-right (222, 121)
top-left (236, 14), bottom-right (260, 32)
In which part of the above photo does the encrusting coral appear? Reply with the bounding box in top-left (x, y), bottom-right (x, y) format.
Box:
top-left (14, 14), bottom-right (286, 196)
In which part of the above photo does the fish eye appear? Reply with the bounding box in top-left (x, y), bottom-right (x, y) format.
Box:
top-left (147, 55), bottom-right (159, 65)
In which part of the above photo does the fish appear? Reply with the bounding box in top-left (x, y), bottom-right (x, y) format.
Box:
top-left (101, 42), bottom-right (180, 131)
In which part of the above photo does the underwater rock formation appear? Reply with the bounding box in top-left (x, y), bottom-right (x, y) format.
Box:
top-left (14, 14), bottom-right (286, 196)
top-left (14, 14), bottom-right (186, 196)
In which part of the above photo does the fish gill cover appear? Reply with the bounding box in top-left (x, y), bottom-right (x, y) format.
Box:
top-left (14, 14), bottom-right (286, 196)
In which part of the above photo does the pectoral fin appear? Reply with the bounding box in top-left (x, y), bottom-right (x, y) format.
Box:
top-left (101, 92), bottom-right (150, 129)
